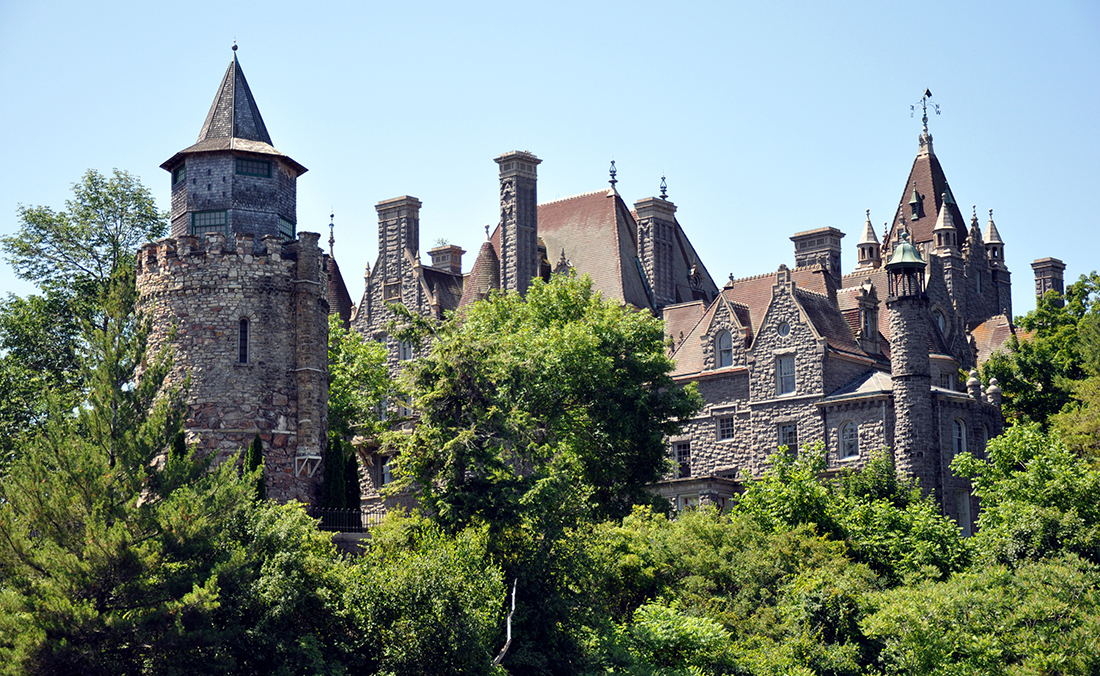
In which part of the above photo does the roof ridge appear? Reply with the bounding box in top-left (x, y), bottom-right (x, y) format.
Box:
top-left (730, 264), bottom-right (822, 285)
top-left (538, 188), bottom-right (612, 207)
top-left (794, 286), bottom-right (830, 301)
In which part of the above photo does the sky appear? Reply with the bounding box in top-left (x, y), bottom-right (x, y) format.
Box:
top-left (1, 0), bottom-right (1097, 318)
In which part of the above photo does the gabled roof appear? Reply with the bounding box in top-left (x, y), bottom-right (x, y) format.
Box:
top-left (722, 266), bottom-right (829, 340)
top-left (422, 266), bottom-right (464, 313)
top-left (887, 135), bottom-right (966, 248)
top-left (161, 53), bottom-right (306, 175)
top-left (537, 189), bottom-right (652, 309)
top-left (794, 286), bottom-right (864, 356)
top-left (668, 292), bottom-right (750, 377)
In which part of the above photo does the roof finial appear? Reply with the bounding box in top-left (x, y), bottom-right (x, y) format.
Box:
top-left (232, 39), bottom-right (238, 53)
top-left (484, 224), bottom-right (490, 241)
top-left (911, 89), bottom-right (940, 134)
top-left (328, 210), bottom-right (335, 257)
top-left (609, 160), bottom-right (617, 188)
top-left (866, 208), bottom-right (871, 222)
top-left (660, 174), bottom-right (668, 200)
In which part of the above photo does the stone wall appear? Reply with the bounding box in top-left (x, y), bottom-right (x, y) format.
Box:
top-left (136, 230), bottom-right (328, 503)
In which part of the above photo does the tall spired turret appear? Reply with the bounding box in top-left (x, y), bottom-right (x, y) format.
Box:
top-left (160, 45), bottom-right (307, 243)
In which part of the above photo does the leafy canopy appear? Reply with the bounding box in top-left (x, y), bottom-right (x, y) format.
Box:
top-left (385, 272), bottom-right (701, 530)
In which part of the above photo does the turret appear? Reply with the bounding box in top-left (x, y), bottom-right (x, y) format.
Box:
top-left (856, 210), bottom-right (881, 270)
top-left (885, 232), bottom-right (935, 497)
top-left (160, 46), bottom-right (307, 245)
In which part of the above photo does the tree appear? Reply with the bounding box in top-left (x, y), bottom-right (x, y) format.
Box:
top-left (2, 169), bottom-right (167, 292)
top-left (0, 271), bottom-right (360, 675)
top-left (386, 272), bottom-right (701, 530)
top-left (327, 313), bottom-right (389, 442)
top-left (982, 272), bottom-right (1100, 427)
top-left (0, 169), bottom-right (167, 454)
top-left (321, 436), bottom-right (346, 510)
top-left (244, 433), bottom-right (266, 501)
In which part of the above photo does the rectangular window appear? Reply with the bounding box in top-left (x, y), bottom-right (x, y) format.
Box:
top-left (940, 373), bottom-right (953, 390)
top-left (779, 424), bottom-right (798, 452)
top-left (677, 494), bottom-right (699, 512)
top-left (675, 442), bottom-right (691, 478)
top-left (238, 318), bottom-right (249, 364)
top-left (191, 210), bottom-right (228, 237)
top-left (278, 217), bottom-right (295, 241)
top-left (776, 355), bottom-right (796, 395)
top-left (173, 165), bottom-right (186, 185)
top-left (716, 416), bottom-right (735, 441)
top-left (381, 457), bottom-right (393, 485)
top-left (235, 158), bottom-right (271, 177)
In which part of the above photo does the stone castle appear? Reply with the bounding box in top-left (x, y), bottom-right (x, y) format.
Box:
top-left (138, 52), bottom-right (1067, 530)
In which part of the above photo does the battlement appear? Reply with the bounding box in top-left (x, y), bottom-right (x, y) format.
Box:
top-left (137, 232), bottom-right (296, 275)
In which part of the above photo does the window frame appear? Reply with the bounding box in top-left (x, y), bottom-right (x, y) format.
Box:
top-left (172, 164), bottom-right (186, 186)
top-left (674, 441), bottom-right (691, 478)
top-left (776, 355), bottom-right (796, 395)
top-left (716, 330), bottom-right (733, 368)
top-left (839, 421), bottom-right (859, 459)
top-left (778, 423), bottom-right (798, 453)
top-left (716, 415), bottom-right (735, 441)
top-left (235, 157), bottom-right (272, 178)
top-left (190, 209), bottom-right (228, 237)
top-left (953, 419), bottom-right (967, 458)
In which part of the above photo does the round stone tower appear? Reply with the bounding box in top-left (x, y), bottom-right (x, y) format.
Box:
top-left (139, 48), bottom-right (327, 502)
top-left (885, 231), bottom-right (935, 496)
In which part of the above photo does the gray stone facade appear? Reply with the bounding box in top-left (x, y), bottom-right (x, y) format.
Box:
top-left (136, 231), bottom-right (329, 503)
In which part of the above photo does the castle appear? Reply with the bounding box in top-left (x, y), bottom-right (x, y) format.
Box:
top-left (138, 52), bottom-right (1067, 530)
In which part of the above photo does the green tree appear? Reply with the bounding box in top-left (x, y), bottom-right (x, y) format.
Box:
top-left (321, 436), bottom-right (346, 510)
top-left (327, 312), bottom-right (389, 442)
top-left (243, 433), bottom-right (266, 501)
top-left (0, 169), bottom-right (167, 455)
top-left (386, 272), bottom-right (701, 530)
top-left (953, 423), bottom-right (1100, 566)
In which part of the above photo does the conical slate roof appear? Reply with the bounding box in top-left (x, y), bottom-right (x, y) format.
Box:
top-left (858, 211), bottom-right (879, 245)
top-left (161, 50), bottom-right (306, 175)
top-left (197, 52), bottom-right (272, 144)
top-left (984, 209), bottom-right (1003, 244)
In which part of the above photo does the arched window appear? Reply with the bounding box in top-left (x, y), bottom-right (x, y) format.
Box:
top-left (238, 318), bottom-right (249, 364)
top-left (716, 331), bottom-right (733, 368)
top-left (953, 419), bottom-right (967, 457)
top-left (840, 421), bottom-right (859, 459)
top-left (399, 340), bottom-right (413, 361)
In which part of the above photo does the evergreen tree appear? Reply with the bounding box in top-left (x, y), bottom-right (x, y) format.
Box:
top-left (344, 445), bottom-right (361, 510)
top-left (244, 433), bottom-right (266, 501)
top-left (321, 436), bottom-right (345, 510)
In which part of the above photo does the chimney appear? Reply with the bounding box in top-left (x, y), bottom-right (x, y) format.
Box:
top-left (791, 227), bottom-right (845, 284)
top-left (495, 151), bottom-right (541, 294)
top-left (635, 196), bottom-right (678, 308)
top-left (428, 244), bottom-right (465, 275)
top-left (1031, 257), bottom-right (1066, 306)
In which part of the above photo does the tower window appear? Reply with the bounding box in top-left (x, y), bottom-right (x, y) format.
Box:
top-left (191, 210), bottom-right (228, 237)
top-left (716, 330), bottom-right (733, 368)
top-left (279, 217), bottom-right (296, 241)
top-left (238, 318), bottom-right (249, 364)
top-left (840, 421), bottom-right (859, 459)
top-left (173, 165), bottom-right (186, 186)
top-left (235, 158), bottom-right (271, 177)
top-left (776, 355), bottom-right (796, 395)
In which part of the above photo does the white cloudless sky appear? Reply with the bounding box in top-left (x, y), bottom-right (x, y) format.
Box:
top-left (1, 0), bottom-right (1097, 317)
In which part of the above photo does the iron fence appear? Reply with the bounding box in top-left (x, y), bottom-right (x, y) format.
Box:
top-left (307, 507), bottom-right (385, 533)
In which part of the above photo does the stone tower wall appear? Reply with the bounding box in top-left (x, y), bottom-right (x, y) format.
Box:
top-left (169, 154), bottom-right (298, 241)
top-left (136, 230), bottom-right (328, 503)
top-left (886, 293), bottom-right (935, 496)
top-left (636, 197), bottom-right (678, 308)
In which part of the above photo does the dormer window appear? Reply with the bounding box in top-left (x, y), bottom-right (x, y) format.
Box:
top-left (236, 158), bottom-right (271, 178)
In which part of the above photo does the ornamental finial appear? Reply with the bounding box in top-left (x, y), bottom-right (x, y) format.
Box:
top-left (609, 160), bottom-right (617, 187)
top-left (910, 89), bottom-right (940, 134)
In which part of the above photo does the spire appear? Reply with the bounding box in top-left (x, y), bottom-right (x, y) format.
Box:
top-left (859, 209), bottom-right (879, 244)
top-left (197, 45), bottom-right (273, 145)
top-left (328, 211), bottom-right (335, 257)
top-left (984, 208), bottom-right (1003, 244)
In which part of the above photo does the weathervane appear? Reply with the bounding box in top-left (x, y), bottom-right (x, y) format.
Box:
top-left (910, 89), bottom-right (940, 133)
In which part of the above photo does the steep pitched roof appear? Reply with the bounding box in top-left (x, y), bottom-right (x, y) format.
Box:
top-left (537, 189), bottom-right (652, 309)
top-left (722, 266), bottom-right (829, 339)
top-left (663, 300), bottom-right (706, 352)
top-left (887, 135), bottom-right (966, 249)
top-left (161, 53), bottom-right (306, 175)
top-left (422, 267), bottom-right (464, 313)
top-left (971, 314), bottom-right (1018, 365)
top-left (458, 236), bottom-right (501, 307)
top-left (668, 292), bottom-right (750, 377)
top-left (794, 286), bottom-right (864, 356)
top-left (327, 256), bottom-right (354, 326)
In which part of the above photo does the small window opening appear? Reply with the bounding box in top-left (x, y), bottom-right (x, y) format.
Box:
top-left (173, 165), bottom-right (186, 186)
top-left (779, 423), bottom-right (798, 453)
top-left (953, 419), bottom-right (967, 458)
top-left (238, 318), bottom-right (249, 364)
top-left (716, 416), bottom-right (735, 441)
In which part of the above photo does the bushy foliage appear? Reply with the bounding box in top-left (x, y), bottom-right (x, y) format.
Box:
top-left (953, 423), bottom-right (1100, 566)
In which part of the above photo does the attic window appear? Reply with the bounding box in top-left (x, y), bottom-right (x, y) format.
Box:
top-left (236, 158), bottom-right (271, 178)
top-left (173, 165), bottom-right (186, 186)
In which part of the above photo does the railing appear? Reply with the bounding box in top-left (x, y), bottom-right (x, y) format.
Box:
top-left (307, 507), bottom-right (385, 533)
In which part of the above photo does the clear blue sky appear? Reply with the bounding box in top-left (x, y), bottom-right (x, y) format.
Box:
top-left (1, 0), bottom-right (1097, 317)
